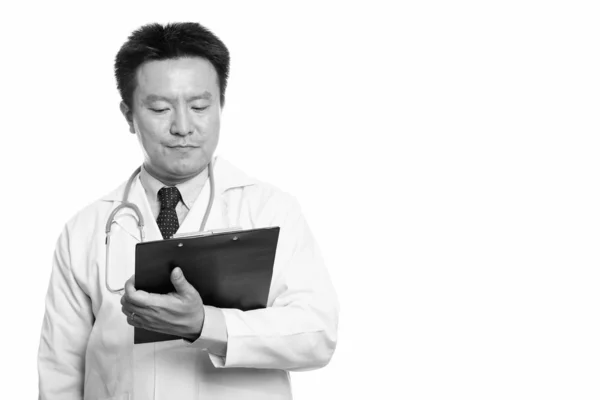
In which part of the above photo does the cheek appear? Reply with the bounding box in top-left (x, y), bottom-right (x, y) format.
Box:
top-left (212, 116), bottom-right (221, 134)
top-left (135, 117), bottom-right (158, 135)
top-left (134, 121), bottom-right (166, 158)
top-left (135, 116), bottom-right (169, 142)
top-left (201, 112), bottom-right (221, 136)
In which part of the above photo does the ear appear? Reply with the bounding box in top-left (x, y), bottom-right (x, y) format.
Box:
top-left (120, 101), bottom-right (136, 134)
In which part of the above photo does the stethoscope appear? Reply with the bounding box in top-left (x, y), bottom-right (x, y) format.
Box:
top-left (104, 161), bottom-right (215, 294)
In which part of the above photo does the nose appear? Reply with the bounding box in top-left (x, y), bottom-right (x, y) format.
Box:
top-left (170, 108), bottom-right (193, 136)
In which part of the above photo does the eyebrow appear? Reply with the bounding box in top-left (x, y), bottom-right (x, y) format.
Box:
top-left (144, 92), bottom-right (213, 103)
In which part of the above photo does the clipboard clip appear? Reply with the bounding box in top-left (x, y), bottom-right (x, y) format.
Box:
top-left (172, 227), bottom-right (243, 239)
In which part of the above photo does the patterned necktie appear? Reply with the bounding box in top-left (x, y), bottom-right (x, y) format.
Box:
top-left (157, 186), bottom-right (181, 239)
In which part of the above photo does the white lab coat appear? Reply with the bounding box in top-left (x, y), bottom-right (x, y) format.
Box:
top-left (38, 156), bottom-right (339, 400)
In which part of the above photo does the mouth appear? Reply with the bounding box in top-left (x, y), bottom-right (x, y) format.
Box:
top-left (167, 145), bottom-right (200, 150)
top-left (167, 145), bottom-right (200, 154)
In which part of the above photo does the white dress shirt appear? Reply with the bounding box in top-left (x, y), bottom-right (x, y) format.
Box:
top-left (139, 165), bottom-right (207, 226)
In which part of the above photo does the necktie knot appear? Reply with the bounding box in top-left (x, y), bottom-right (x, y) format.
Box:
top-left (158, 186), bottom-right (181, 210)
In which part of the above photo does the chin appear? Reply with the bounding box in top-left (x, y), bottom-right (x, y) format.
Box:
top-left (169, 162), bottom-right (206, 178)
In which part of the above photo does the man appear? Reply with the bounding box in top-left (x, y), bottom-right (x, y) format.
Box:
top-left (38, 22), bottom-right (339, 400)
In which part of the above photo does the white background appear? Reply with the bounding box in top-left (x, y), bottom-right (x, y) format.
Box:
top-left (1, 1), bottom-right (599, 399)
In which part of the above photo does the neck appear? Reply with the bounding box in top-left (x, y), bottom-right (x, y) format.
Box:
top-left (144, 164), bottom-right (207, 186)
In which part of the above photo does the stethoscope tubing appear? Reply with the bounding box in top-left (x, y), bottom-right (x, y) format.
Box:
top-left (105, 162), bottom-right (214, 294)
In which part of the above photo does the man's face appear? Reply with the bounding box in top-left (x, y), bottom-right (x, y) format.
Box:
top-left (122, 57), bottom-right (221, 184)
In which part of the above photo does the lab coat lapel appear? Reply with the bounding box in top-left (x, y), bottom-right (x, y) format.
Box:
top-left (177, 155), bottom-right (259, 233)
top-left (178, 176), bottom-right (224, 234)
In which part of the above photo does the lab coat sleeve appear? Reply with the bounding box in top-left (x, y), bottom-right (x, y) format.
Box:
top-left (38, 226), bottom-right (94, 400)
top-left (198, 196), bottom-right (339, 371)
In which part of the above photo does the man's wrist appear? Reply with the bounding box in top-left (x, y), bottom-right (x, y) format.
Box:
top-left (183, 305), bottom-right (205, 341)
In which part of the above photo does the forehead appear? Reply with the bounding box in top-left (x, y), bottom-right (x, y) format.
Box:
top-left (134, 57), bottom-right (219, 98)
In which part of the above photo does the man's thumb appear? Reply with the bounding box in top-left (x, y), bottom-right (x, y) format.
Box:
top-left (171, 267), bottom-right (191, 293)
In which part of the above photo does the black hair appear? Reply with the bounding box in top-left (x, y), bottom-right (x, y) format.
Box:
top-left (115, 22), bottom-right (230, 108)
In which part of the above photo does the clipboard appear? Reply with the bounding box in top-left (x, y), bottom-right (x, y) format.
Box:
top-left (133, 226), bottom-right (280, 344)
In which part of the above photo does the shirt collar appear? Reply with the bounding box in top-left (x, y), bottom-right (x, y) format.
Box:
top-left (139, 164), bottom-right (208, 210)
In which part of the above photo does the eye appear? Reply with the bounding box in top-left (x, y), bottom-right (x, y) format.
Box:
top-left (192, 106), bottom-right (208, 112)
top-left (149, 108), bottom-right (169, 113)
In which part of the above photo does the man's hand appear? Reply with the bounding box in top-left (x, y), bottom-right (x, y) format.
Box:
top-left (121, 267), bottom-right (205, 341)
